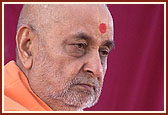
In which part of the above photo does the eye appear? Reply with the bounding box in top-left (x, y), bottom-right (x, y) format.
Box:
top-left (65, 42), bottom-right (87, 57)
top-left (75, 43), bottom-right (87, 49)
top-left (100, 49), bottom-right (109, 57)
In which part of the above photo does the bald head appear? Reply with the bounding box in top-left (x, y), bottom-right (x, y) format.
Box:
top-left (17, 4), bottom-right (112, 34)
top-left (17, 4), bottom-right (62, 32)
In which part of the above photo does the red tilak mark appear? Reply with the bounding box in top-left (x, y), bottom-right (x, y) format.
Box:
top-left (99, 23), bottom-right (106, 34)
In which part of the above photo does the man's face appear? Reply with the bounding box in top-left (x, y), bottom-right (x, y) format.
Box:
top-left (28, 5), bottom-right (113, 110)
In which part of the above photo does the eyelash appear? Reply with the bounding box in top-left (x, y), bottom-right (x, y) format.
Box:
top-left (74, 43), bottom-right (109, 57)
top-left (75, 43), bottom-right (87, 49)
top-left (100, 50), bottom-right (109, 57)
top-left (68, 43), bottom-right (109, 58)
top-left (66, 43), bottom-right (87, 57)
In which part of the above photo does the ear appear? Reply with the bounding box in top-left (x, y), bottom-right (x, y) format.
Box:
top-left (16, 25), bottom-right (34, 70)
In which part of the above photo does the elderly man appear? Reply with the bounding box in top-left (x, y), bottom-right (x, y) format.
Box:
top-left (4, 4), bottom-right (114, 111)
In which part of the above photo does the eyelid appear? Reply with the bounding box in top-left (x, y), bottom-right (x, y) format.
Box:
top-left (65, 42), bottom-right (87, 57)
top-left (100, 46), bottom-right (110, 52)
top-left (99, 47), bottom-right (110, 56)
top-left (100, 50), bottom-right (109, 56)
top-left (71, 40), bottom-right (88, 47)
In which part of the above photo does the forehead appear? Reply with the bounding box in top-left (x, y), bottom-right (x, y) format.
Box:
top-left (43, 4), bottom-right (113, 45)
top-left (63, 5), bottom-right (113, 39)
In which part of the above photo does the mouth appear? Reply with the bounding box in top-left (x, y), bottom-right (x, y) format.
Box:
top-left (74, 83), bottom-right (96, 92)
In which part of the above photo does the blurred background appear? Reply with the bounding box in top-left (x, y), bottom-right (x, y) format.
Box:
top-left (4, 4), bottom-right (164, 111)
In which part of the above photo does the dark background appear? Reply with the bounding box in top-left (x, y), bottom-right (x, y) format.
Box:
top-left (4, 4), bottom-right (164, 111)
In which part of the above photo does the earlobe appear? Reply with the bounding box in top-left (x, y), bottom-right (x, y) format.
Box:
top-left (16, 25), bottom-right (34, 70)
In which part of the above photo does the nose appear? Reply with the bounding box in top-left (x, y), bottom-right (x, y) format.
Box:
top-left (83, 53), bottom-right (103, 80)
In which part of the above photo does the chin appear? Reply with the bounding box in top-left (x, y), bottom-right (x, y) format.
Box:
top-left (61, 90), bottom-right (99, 110)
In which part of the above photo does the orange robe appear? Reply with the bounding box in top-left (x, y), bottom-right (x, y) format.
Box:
top-left (4, 61), bottom-right (53, 111)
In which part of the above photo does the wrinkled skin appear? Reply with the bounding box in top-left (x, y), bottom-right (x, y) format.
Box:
top-left (16, 4), bottom-right (114, 111)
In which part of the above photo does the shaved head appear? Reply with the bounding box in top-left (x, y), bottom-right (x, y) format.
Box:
top-left (17, 4), bottom-right (111, 34)
top-left (16, 4), bottom-right (114, 111)
top-left (17, 5), bottom-right (59, 34)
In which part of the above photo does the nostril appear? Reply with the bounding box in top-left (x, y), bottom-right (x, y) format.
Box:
top-left (86, 70), bottom-right (93, 74)
top-left (86, 70), bottom-right (100, 81)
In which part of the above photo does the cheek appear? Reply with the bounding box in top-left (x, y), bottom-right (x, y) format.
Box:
top-left (103, 63), bottom-right (107, 74)
top-left (100, 60), bottom-right (107, 86)
top-left (29, 48), bottom-right (83, 93)
top-left (102, 58), bottom-right (107, 75)
top-left (34, 58), bottom-right (69, 87)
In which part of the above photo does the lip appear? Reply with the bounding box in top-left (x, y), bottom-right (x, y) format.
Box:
top-left (76, 84), bottom-right (95, 92)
